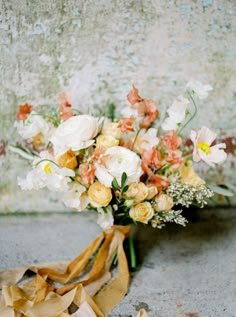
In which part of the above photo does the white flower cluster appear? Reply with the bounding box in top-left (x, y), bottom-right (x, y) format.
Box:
top-left (166, 182), bottom-right (214, 208)
top-left (151, 209), bottom-right (188, 229)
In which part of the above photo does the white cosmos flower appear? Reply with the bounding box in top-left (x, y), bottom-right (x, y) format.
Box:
top-left (97, 207), bottom-right (114, 229)
top-left (14, 111), bottom-right (55, 143)
top-left (95, 146), bottom-right (143, 187)
top-left (186, 80), bottom-right (213, 99)
top-left (62, 183), bottom-right (89, 211)
top-left (190, 126), bottom-right (227, 167)
top-left (18, 151), bottom-right (74, 192)
top-left (50, 115), bottom-right (99, 156)
top-left (162, 95), bottom-right (190, 131)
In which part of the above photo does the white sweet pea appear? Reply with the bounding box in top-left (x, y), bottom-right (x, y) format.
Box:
top-left (18, 151), bottom-right (74, 192)
top-left (190, 126), bottom-right (227, 167)
top-left (14, 111), bottom-right (55, 143)
top-left (50, 115), bottom-right (99, 156)
top-left (95, 146), bottom-right (143, 187)
top-left (133, 128), bottom-right (159, 153)
top-left (162, 96), bottom-right (190, 131)
top-left (62, 183), bottom-right (89, 211)
top-left (186, 80), bottom-right (213, 99)
top-left (97, 207), bottom-right (114, 229)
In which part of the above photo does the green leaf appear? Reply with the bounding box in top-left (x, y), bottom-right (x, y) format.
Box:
top-left (112, 178), bottom-right (119, 191)
top-left (121, 172), bottom-right (128, 188)
top-left (106, 103), bottom-right (116, 121)
top-left (207, 184), bottom-right (234, 197)
top-left (122, 185), bottom-right (129, 193)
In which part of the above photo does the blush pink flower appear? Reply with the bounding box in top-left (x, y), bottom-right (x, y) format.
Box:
top-left (78, 162), bottom-right (96, 185)
top-left (127, 84), bottom-right (142, 106)
top-left (135, 99), bottom-right (159, 129)
top-left (166, 149), bottom-right (185, 169)
top-left (162, 130), bottom-right (182, 150)
top-left (141, 147), bottom-right (162, 176)
top-left (117, 116), bottom-right (136, 132)
top-left (58, 92), bottom-right (73, 121)
top-left (148, 175), bottom-right (169, 192)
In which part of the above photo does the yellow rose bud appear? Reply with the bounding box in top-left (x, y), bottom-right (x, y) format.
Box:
top-left (96, 135), bottom-right (119, 149)
top-left (180, 161), bottom-right (205, 188)
top-left (88, 182), bottom-right (112, 207)
top-left (154, 194), bottom-right (174, 212)
top-left (101, 122), bottom-right (123, 139)
top-left (57, 149), bottom-right (78, 170)
top-left (124, 182), bottom-right (148, 204)
top-left (146, 185), bottom-right (158, 200)
top-left (129, 202), bottom-right (154, 224)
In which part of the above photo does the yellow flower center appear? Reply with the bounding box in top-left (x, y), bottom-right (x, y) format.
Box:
top-left (44, 163), bottom-right (52, 174)
top-left (197, 142), bottom-right (211, 155)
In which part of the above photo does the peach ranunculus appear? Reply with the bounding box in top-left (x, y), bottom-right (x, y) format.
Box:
top-left (124, 182), bottom-right (149, 204)
top-left (101, 121), bottom-right (123, 139)
top-left (127, 84), bottom-right (142, 106)
top-left (129, 202), bottom-right (154, 224)
top-left (96, 134), bottom-right (119, 149)
top-left (117, 116), bottom-right (136, 132)
top-left (88, 182), bottom-right (112, 207)
top-left (56, 149), bottom-right (78, 170)
top-left (162, 130), bottom-right (182, 150)
top-left (50, 114), bottom-right (99, 156)
top-left (141, 147), bottom-right (162, 176)
top-left (154, 194), bottom-right (174, 212)
top-left (95, 146), bottom-right (143, 187)
top-left (17, 103), bottom-right (33, 121)
top-left (190, 126), bottom-right (227, 167)
top-left (180, 162), bottom-right (205, 188)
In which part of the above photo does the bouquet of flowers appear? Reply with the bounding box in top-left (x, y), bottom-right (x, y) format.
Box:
top-left (0, 81), bottom-right (228, 317)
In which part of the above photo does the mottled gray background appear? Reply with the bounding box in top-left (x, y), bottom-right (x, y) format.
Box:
top-left (0, 0), bottom-right (235, 212)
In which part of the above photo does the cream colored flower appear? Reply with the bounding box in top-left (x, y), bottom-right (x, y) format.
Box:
top-left (101, 122), bottom-right (123, 139)
top-left (124, 182), bottom-right (148, 204)
top-left (154, 194), bottom-right (174, 212)
top-left (146, 185), bottom-right (158, 200)
top-left (95, 146), bottom-right (143, 187)
top-left (88, 182), bottom-right (112, 207)
top-left (129, 202), bottom-right (154, 224)
top-left (190, 126), bottom-right (227, 167)
top-left (96, 135), bottom-right (119, 149)
top-left (180, 162), bottom-right (205, 188)
top-left (62, 183), bottom-right (89, 211)
top-left (50, 114), bottom-right (99, 155)
top-left (133, 128), bottom-right (159, 154)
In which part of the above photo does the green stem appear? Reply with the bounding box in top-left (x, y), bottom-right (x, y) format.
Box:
top-left (178, 92), bottom-right (198, 135)
top-left (131, 129), bottom-right (141, 151)
top-left (35, 158), bottom-right (61, 168)
top-left (128, 236), bottom-right (136, 271)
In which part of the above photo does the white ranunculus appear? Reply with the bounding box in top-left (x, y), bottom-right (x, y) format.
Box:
top-left (190, 126), bottom-right (227, 167)
top-left (186, 80), bottom-right (213, 99)
top-left (97, 207), bottom-right (114, 229)
top-left (95, 146), bottom-right (143, 187)
top-left (62, 183), bottom-right (89, 211)
top-left (50, 115), bottom-right (99, 155)
top-left (18, 151), bottom-right (74, 192)
top-left (161, 95), bottom-right (190, 131)
top-left (14, 111), bottom-right (55, 142)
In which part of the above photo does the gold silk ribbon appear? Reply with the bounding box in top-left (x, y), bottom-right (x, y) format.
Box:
top-left (0, 226), bottom-right (149, 317)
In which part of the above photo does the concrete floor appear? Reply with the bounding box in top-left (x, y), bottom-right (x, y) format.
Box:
top-left (0, 208), bottom-right (236, 317)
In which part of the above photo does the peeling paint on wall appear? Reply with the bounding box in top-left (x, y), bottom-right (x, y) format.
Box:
top-left (0, 0), bottom-right (235, 211)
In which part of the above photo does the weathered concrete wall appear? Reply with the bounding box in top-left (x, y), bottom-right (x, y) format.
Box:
top-left (0, 0), bottom-right (235, 212)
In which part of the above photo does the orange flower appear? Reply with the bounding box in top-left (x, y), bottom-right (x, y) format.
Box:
top-left (141, 147), bottom-right (162, 176)
top-left (127, 84), bottom-right (142, 106)
top-left (57, 149), bottom-right (78, 170)
top-left (117, 116), bottom-right (136, 132)
top-left (135, 99), bottom-right (159, 129)
top-left (162, 130), bottom-right (182, 150)
top-left (166, 149), bottom-right (185, 169)
top-left (58, 92), bottom-right (73, 121)
top-left (17, 103), bottom-right (33, 121)
top-left (148, 175), bottom-right (169, 192)
top-left (78, 163), bottom-right (96, 185)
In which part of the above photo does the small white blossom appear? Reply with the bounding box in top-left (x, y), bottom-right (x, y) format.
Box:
top-left (186, 80), bottom-right (213, 99)
top-left (97, 207), bottom-right (114, 229)
top-left (63, 183), bottom-right (89, 211)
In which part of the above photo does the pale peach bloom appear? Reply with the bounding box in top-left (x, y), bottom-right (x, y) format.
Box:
top-left (96, 134), bottom-right (119, 149)
top-left (133, 128), bottom-right (159, 154)
top-left (135, 99), bottom-right (159, 129)
top-left (78, 163), bottom-right (96, 185)
top-left (154, 194), bottom-right (174, 212)
top-left (166, 149), bottom-right (185, 169)
top-left (101, 122), bottom-right (123, 139)
top-left (117, 116), bottom-right (136, 132)
top-left (180, 162), bottom-right (205, 188)
top-left (141, 147), bottom-right (162, 176)
top-left (88, 182), bottom-right (112, 207)
top-left (58, 92), bottom-right (73, 121)
top-left (124, 182), bottom-right (148, 204)
top-left (17, 103), bottom-right (33, 121)
top-left (127, 84), bottom-right (142, 106)
top-left (190, 127), bottom-right (227, 167)
top-left (146, 184), bottom-right (158, 200)
top-left (129, 202), bottom-right (154, 224)
top-left (162, 130), bottom-right (182, 150)
top-left (57, 149), bottom-right (78, 170)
